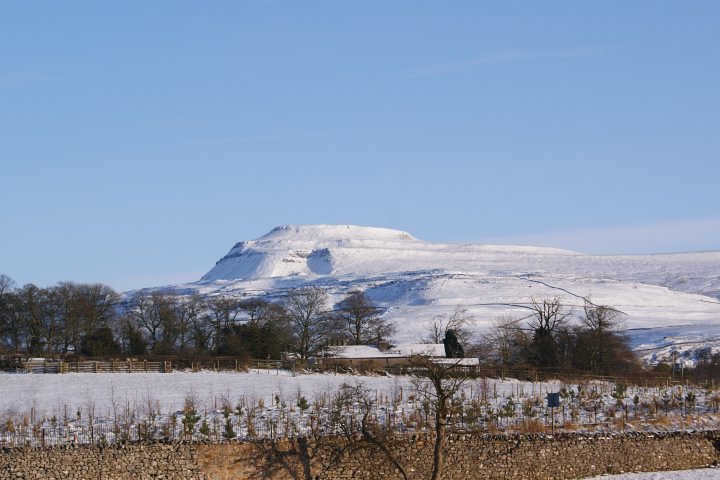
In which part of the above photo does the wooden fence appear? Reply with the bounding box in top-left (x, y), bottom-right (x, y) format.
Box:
top-left (187, 359), bottom-right (281, 373)
top-left (19, 358), bottom-right (283, 374)
top-left (8, 356), bottom-right (690, 387)
top-left (23, 359), bottom-right (170, 374)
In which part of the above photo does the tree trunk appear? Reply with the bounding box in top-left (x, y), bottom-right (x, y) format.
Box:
top-left (431, 408), bottom-right (447, 480)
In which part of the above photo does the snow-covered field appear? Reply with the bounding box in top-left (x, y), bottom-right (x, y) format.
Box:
top-left (143, 225), bottom-right (720, 364)
top-left (0, 370), bottom-right (415, 417)
top-left (2, 369), bottom-right (720, 448)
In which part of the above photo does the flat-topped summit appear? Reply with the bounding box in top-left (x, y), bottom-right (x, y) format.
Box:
top-left (202, 225), bottom-right (416, 282)
top-left (200, 224), bottom-right (580, 282)
top-left (259, 225), bottom-right (418, 243)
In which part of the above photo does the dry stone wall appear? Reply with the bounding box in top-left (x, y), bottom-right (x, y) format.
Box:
top-left (0, 443), bottom-right (204, 480)
top-left (2, 431), bottom-right (719, 480)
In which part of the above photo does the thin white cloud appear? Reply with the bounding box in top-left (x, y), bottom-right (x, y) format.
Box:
top-left (405, 46), bottom-right (603, 77)
top-left (488, 219), bottom-right (720, 255)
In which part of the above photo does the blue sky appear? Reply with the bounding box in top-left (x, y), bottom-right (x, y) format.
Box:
top-left (1, 0), bottom-right (719, 291)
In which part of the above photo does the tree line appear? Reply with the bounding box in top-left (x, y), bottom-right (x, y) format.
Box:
top-left (0, 273), bottom-right (639, 373)
top-left (0, 274), bottom-right (394, 359)
top-left (479, 297), bottom-right (638, 375)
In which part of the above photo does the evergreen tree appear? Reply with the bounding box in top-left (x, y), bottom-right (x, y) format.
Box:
top-left (442, 329), bottom-right (464, 358)
top-left (79, 326), bottom-right (121, 357)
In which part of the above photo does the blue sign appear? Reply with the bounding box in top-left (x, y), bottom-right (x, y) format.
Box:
top-left (547, 393), bottom-right (560, 408)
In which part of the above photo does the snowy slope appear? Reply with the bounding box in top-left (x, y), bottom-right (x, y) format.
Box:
top-left (155, 225), bottom-right (720, 363)
top-left (202, 225), bottom-right (582, 282)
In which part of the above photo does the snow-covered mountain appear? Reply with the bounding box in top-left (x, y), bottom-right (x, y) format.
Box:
top-left (162, 225), bottom-right (720, 363)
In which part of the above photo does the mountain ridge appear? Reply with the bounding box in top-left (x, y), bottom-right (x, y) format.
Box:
top-left (152, 225), bottom-right (720, 364)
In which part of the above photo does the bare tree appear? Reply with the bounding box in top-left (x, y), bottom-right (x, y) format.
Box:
top-left (127, 293), bottom-right (161, 351)
top-left (330, 383), bottom-right (409, 480)
top-left (483, 315), bottom-right (527, 366)
top-left (575, 300), bottom-right (631, 373)
top-left (581, 300), bottom-right (622, 333)
top-left (182, 294), bottom-right (210, 353)
top-left (528, 297), bottom-right (572, 335)
top-left (410, 355), bottom-right (470, 480)
top-left (170, 295), bottom-right (191, 352)
top-left (422, 306), bottom-right (472, 346)
top-left (284, 286), bottom-right (335, 359)
top-left (73, 283), bottom-right (119, 328)
top-left (126, 292), bottom-right (179, 353)
top-left (335, 291), bottom-right (393, 345)
top-left (118, 313), bottom-right (147, 354)
top-left (239, 298), bottom-right (273, 323)
top-left (0, 275), bottom-right (14, 302)
top-left (0, 275), bottom-right (17, 352)
top-left (0, 290), bottom-right (24, 353)
top-left (55, 283), bottom-right (79, 353)
top-left (16, 284), bottom-right (62, 355)
top-left (249, 381), bottom-right (411, 480)
top-left (56, 282), bottom-right (119, 354)
top-left (366, 315), bottom-right (396, 349)
top-left (204, 295), bottom-right (243, 352)
top-left (527, 297), bottom-right (573, 368)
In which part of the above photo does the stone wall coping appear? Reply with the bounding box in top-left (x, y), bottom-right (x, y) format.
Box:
top-left (3, 428), bottom-right (720, 454)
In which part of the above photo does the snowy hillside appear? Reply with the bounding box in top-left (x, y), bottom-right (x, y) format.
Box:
top-left (201, 225), bottom-right (580, 281)
top-left (160, 225), bottom-right (720, 363)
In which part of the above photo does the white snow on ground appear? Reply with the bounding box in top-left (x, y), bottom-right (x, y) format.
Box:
top-left (0, 369), bottom-right (715, 431)
top-left (4, 370), bottom-right (720, 448)
top-left (142, 225), bottom-right (720, 364)
top-left (0, 371), bottom-right (417, 417)
top-left (587, 468), bottom-right (720, 479)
